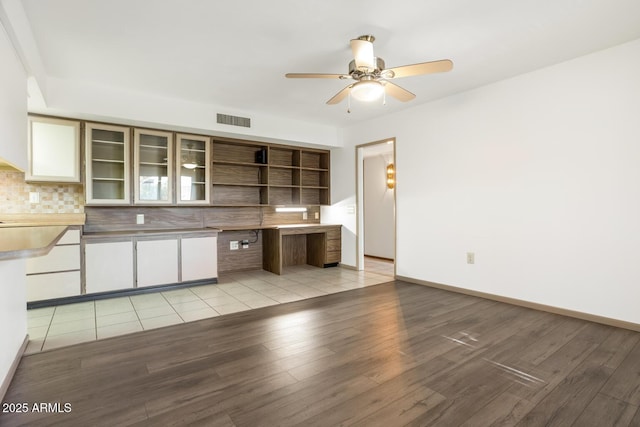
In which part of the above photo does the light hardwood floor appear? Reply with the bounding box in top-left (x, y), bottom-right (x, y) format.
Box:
top-left (3, 281), bottom-right (640, 426)
top-left (364, 256), bottom-right (394, 277)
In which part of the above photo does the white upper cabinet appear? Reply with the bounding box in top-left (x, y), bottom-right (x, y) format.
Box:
top-left (176, 133), bottom-right (210, 204)
top-left (134, 129), bottom-right (173, 204)
top-left (27, 116), bottom-right (81, 183)
top-left (85, 122), bottom-right (131, 205)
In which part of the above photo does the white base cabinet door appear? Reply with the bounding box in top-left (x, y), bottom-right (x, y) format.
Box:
top-left (181, 236), bottom-right (217, 282)
top-left (85, 241), bottom-right (134, 293)
top-left (136, 238), bottom-right (179, 287)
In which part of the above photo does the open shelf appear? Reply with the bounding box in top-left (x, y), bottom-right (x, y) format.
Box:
top-left (301, 150), bottom-right (329, 170)
top-left (269, 147), bottom-right (300, 167)
top-left (211, 140), bottom-right (270, 206)
top-left (212, 185), bottom-right (268, 206)
top-left (212, 141), bottom-right (268, 164)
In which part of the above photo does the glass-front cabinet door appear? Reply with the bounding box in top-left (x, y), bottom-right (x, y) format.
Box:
top-left (176, 134), bottom-right (210, 204)
top-left (85, 123), bottom-right (131, 204)
top-left (134, 129), bottom-right (173, 204)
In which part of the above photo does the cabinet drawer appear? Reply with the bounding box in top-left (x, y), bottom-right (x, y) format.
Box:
top-left (326, 239), bottom-right (341, 252)
top-left (26, 245), bottom-right (80, 274)
top-left (326, 250), bottom-right (341, 264)
top-left (26, 271), bottom-right (81, 302)
top-left (326, 228), bottom-right (341, 240)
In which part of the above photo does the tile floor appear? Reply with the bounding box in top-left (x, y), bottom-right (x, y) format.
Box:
top-left (26, 265), bottom-right (394, 354)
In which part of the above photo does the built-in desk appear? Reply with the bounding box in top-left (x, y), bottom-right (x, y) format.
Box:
top-left (262, 224), bottom-right (341, 275)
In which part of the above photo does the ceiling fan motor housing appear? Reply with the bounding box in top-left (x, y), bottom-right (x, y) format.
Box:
top-left (348, 57), bottom-right (386, 79)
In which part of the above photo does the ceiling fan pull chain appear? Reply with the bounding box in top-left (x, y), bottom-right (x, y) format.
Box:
top-left (383, 88), bottom-right (386, 106)
top-left (347, 91), bottom-right (351, 114)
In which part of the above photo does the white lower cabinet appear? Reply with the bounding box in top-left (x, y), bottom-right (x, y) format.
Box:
top-left (181, 236), bottom-right (217, 282)
top-left (26, 229), bottom-right (81, 302)
top-left (82, 232), bottom-right (217, 297)
top-left (85, 240), bottom-right (134, 293)
top-left (136, 238), bottom-right (179, 287)
top-left (27, 271), bottom-right (81, 301)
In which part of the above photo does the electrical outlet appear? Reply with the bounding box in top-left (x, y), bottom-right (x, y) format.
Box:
top-left (314, 212), bottom-right (319, 220)
top-left (29, 192), bottom-right (39, 204)
top-left (136, 214), bottom-right (144, 225)
top-left (302, 212), bottom-right (308, 220)
top-left (230, 241), bottom-right (239, 250)
top-left (241, 239), bottom-right (249, 249)
top-left (466, 252), bottom-right (475, 264)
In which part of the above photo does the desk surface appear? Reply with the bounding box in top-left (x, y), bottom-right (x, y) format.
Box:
top-left (217, 223), bottom-right (340, 232)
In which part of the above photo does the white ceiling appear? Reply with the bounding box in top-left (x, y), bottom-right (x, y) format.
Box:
top-left (14, 0), bottom-right (640, 127)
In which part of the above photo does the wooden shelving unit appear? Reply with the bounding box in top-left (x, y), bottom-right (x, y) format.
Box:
top-left (81, 118), bottom-right (331, 207)
top-left (266, 146), bottom-right (330, 206)
top-left (268, 146), bottom-right (300, 205)
top-left (211, 141), bottom-right (269, 206)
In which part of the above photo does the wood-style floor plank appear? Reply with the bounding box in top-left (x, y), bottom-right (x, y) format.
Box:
top-left (2, 280), bottom-right (640, 426)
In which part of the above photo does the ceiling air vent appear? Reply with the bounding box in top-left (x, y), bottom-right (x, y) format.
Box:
top-left (217, 113), bottom-right (251, 128)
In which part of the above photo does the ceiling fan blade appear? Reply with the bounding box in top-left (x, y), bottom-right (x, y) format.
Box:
top-left (386, 59), bottom-right (453, 78)
top-left (383, 81), bottom-right (415, 102)
top-left (326, 85), bottom-right (353, 105)
top-left (350, 38), bottom-right (375, 71)
top-left (285, 73), bottom-right (347, 79)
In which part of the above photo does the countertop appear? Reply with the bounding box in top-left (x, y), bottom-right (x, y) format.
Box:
top-left (0, 225), bottom-right (68, 261)
top-left (82, 227), bottom-right (221, 238)
top-left (0, 213), bottom-right (86, 228)
top-left (82, 224), bottom-right (340, 237)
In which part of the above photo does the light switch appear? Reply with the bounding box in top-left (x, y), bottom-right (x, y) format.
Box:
top-left (29, 192), bottom-right (40, 204)
top-left (136, 214), bottom-right (145, 225)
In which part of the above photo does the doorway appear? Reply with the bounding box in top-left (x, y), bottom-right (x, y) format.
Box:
top-left (356, 138), bottom-right (396, 277)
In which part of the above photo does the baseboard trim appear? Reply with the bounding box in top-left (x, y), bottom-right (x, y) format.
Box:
top-left (396, 275), bottom-right (640, 333)
top-left (364, 255), bottom-right (395, 262)
top-left (1, 334), bottom-right (28, 403)
top-left (27, 278), bottom-right (218, 309)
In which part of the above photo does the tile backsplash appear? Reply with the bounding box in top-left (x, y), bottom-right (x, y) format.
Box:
top-left (0, 170), bottom-right (84, 213)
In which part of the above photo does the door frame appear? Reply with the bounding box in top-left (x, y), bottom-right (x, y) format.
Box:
top-left (355, 137), bottom-right (397, 275)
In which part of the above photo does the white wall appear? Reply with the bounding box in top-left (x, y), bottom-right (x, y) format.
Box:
top-left (364, 155), bottom-right (394, 259)
top-left (30, 77), bottom-right (341, 149)
top-left (0, 19), bottom-right (27, 170)
top-left (0, 259), bottom-right (27, 391)
top-left (0, 19), bottom-right (28, 394)
top-left (332, 37), bottom-right (640, 325)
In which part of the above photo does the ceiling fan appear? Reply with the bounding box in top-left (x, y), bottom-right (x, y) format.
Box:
top-left (285, 35), bottom-right (453, 106)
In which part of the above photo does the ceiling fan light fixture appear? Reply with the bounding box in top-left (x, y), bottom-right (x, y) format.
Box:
top-left (350, 80), bottom-right (384, 102)
top-left (182, 142), bottom-right (198, 169)
top-left (182, 162), bottom-right (198, 170)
